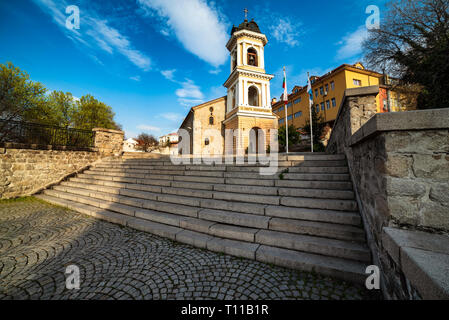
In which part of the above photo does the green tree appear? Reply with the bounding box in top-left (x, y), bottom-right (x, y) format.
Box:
top-left (47, 91), bottom-right (76, 128)
top-left (303, 106), bottom-right (326, 151)
top-left (73, 94), bottom-right (120, 130)
top-left (278, 124), bottom-right (301, 152)
top-left (363, 0), bottom-right (449, 109)
top-left (0, 62), bottom-right (47, 139)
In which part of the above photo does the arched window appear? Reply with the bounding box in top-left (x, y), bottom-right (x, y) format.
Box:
top-left (204, 138), bottom-right (210, 146)
top-left (248, 86), bottom-right (259, 106)
top-left (209, 116), bottom-right (214, 125)
top-left (232, 51), bottom-right (237, 70)
top-left (247, 48), bottom-right (258, 66)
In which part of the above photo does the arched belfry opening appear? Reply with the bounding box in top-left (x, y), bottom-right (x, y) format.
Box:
top-left (248, 86), bottom-right (259, 106)
top-left (247, 47), bottom-right (258, 66)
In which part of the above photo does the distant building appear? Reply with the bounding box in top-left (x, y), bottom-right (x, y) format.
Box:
top-left (123, 138), bottom-right (140, 152)
top-left (159, 133), bottom-right (179, 146)
top-left (272, 62), bottom-right (404, 129)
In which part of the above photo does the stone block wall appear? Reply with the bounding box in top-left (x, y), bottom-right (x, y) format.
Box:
top-left (92, 128), bottom-right (124, 156)
top-left (0, 127), bottom-right (124, 199)
top-left (327, 91), bottom-right (449, 299)
top-left (0, 148), bottom-right (102, 199)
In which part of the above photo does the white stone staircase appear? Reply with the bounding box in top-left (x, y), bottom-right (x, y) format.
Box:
top-left (36, 153), bottom-right (371, 284)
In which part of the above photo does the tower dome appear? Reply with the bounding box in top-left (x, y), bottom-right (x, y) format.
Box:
top-left (230, 18), bottom-right (262, 35)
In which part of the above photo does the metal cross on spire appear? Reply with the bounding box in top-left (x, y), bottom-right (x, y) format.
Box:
top-left (244, 8), bottom-right (248, 20)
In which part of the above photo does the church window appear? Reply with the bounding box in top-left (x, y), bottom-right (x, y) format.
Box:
top-left (248, 86), bottom-right (259, 106)
top-left (209, 116), bottom-right (214, 125)
top-left (247, 48), bottom-right (258, 66)
top-left (204, 138), bottom-right (209, 145)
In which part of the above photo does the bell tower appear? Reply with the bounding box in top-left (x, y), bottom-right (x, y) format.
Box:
top-left (223, 10), bottom-right (277, 154)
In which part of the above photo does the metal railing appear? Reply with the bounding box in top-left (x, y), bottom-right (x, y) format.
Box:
top-left (0, 119), bottom-right (94, 149)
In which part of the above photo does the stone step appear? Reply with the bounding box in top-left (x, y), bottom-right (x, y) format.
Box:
top-left (66, 177), bottom-right (359, 216)
top-left (36, 194), bottom-right (369, 266)
top-left (256, 230), bottom-right (370, 262)
top-left (198, 209), bottom-right (270, 229)
top-left (76, 174), bottom-right (353, 198)
top-left (274, 179), bottom-right (353, 190)
top-left (256, 245), bottom-right (366, 284)
top-left (278, 188), bottom-right (354, 200)
top-left (268, 217), bottom-right (365, 242)
top-left (50, 183), bottom-right (364, 243)
top-left (286, 154), bottom-right (346, 161)
top-left (284, 173), bottom-right (350, 181)
top-left (287, 160), bottom-right (348, 167)
top-left (265, 205), bottom-right (361, 226)
top-left (280, 197), bottom-right (358, 212)
top-left (226, 166), bottom-right (348, 174)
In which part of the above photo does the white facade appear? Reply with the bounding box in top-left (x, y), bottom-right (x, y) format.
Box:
top-left (123, 138), bottom-right (141, 152)
top-left (224, 29), bottom-right (275, 118)
top-left (159, 133), bottom-right (179, 145)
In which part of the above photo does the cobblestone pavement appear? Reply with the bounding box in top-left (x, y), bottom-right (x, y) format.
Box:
top-left (0, 198), bottom-right (378, 300)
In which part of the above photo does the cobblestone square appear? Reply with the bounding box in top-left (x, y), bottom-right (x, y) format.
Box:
top-left (0, 198), bottom-right (377, 300)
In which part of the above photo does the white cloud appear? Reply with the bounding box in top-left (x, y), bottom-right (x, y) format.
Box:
top-left (269, 17), bottom-right (302, 47)
top-left (178, 98), bottom-right (204, 107)
top-left (33, 0), bottom-right (151, 71)
top-left (175, 79), bottom-right (204, 100)
top-left (137, 124), bottom-right (161, 131)
top-left (208, 68), bottom-right (221, 75)
top-left (137, 0), bottom-right (229, 67)
top-left (130, 75), bottom-right (141, 81)
top-left (89, 18), bottom-right (151, 71)
top-left (161, 69), bottom-right (176, 81)
top-left (336, 25), bottom-right (368, 60)
top-left (160, 112), bottom-right (183, 122)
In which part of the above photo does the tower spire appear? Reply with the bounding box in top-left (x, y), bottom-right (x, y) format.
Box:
top-left (244, 8), bottom-right (248, 21)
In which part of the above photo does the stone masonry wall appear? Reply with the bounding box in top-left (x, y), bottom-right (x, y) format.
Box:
top-left (327, 92), bottom-right (449, 299)
top-left (0, 148), bottom-right (102, 199)
top-left (0, 127), bottom-right (124, 199)
top-left (92, 128), bottom-right (124, 156)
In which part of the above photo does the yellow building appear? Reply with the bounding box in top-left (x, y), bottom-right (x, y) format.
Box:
top-left (179, 17), bottom-right (277, 155)
top-left (272, 63), bottom-right (390, 129)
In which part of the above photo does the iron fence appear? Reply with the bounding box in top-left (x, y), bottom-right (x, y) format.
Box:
top-left (0, 119), bottom-right (94, 149)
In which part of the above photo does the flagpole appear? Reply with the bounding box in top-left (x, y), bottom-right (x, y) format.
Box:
top-left (283, 67), bottom-right (289, 154)
top-left (307, 72), bottom-right (314, 153)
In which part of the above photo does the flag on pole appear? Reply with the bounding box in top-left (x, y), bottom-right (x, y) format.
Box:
top-left (283, 67), bottom-right (289, 153)
top-left (307, 73), bottom-right (314, 153)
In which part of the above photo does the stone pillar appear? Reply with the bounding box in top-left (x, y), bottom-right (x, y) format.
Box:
top-left (92, 128), bottom-right (124, 156)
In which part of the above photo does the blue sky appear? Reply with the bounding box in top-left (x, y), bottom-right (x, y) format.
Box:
top-left (0, 0), bottom-right (388, 138)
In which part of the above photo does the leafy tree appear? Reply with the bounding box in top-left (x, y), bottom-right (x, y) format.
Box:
top-left (363, 0), bottom-right (449, 109)
top-left (303, 106), bottom-right (326, 150)
top-left (0, 62), bottom-right (47, 140)
top-left (136, 133), bottom-right (158, 152)
top-left (47, 91), bottom-right (76, 128)
top-left (278, 124), bottom-right (301, 152)
top-left (73, 94), bottom-right (121, 130)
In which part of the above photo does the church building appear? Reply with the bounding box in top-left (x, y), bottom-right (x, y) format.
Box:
top-left (178, 16), bottom-right (278, 155)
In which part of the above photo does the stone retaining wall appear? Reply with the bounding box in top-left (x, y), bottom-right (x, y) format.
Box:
top-left (327, 90), bottom-right (449, 299)
top-left (0, 127), bottom-right (124, 199)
